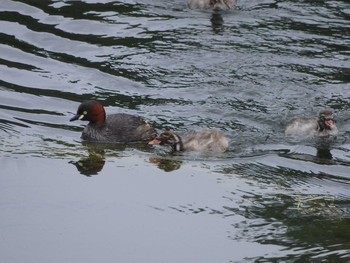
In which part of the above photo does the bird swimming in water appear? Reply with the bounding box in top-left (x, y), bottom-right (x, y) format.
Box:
top-left (285, 110), bottom-right (338, 137)
top-left (149, 130), bottom-right (229, 153)
top-left (70, 100), bottom-right (156, 143)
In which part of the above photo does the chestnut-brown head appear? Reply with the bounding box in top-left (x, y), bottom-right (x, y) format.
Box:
top-left (149, 131), bottom-right (183, 152)
top-left (318, 110), bottom-right (335, 131)
top-left (70, 100), bottom-right (106, 125)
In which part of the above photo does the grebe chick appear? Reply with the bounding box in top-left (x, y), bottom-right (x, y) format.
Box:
top-left (149, 130), bottom-right (229, 153)
top-left (285, 110), bottom-right (338, 137)
top-left (188, 0), bottom-right (236, 10)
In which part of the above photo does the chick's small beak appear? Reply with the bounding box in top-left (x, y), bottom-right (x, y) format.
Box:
top-left (325, 119), bottom-right (334, 128)
top-left (149, 138), bottom-right (162, 145)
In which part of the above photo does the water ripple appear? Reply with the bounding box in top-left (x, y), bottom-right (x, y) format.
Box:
top-left (0, 0), bottom-right (349, 261)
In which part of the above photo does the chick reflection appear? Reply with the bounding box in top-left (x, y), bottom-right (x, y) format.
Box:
top-left (149, 157), bottom-right (182, 172)
top-left (211, 12), bottom-right (224, 33)
top-left (283, 140), bottom-right (335, 165)
top-left (316, 147), bottom-right (332, 160)
top-left (315, 138), bottom-right (334, 164)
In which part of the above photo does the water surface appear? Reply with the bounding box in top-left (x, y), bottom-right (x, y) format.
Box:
top-left (0, 0), bottom-right (350, 262)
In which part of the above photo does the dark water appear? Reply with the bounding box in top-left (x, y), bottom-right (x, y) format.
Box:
top-left (1, 0), bottom-right (350, 262)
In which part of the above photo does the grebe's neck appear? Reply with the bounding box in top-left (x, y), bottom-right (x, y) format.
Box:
top-left (88, 102), bottom-right (106, 125)
top-left (171, 133), bottom-right (184, 152)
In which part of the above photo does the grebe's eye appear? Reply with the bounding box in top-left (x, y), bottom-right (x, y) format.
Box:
top-left (83, 111), bottom-right (87, 115)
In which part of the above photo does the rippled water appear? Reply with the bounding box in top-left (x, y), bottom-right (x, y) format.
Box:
top-left (1, 0), bottom-right (350, 262)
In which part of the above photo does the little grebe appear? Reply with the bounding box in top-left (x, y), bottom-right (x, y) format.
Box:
top-left (149, 130), bottom-right (229, 152)
top-left (70, 100), bottom-right (156, 143)
top-left (188, 0), bottom-right (236, 10)
top-left (285, 110), bottom-right (338, 137)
